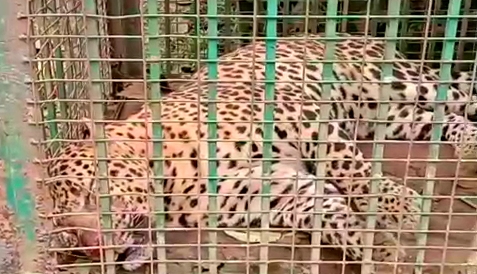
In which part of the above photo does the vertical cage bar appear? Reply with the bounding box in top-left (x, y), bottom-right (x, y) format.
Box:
top-left (308, 0), bottom-right (320, 34)
top-left (145, 0), bottom-right (167, 272)
top-left (414, 1), bottom-right (462, 274)
top-left (340, 0), bottom-right (349, 32)
top-left (83, 0), bottom-right (115, 273)
top-left (303, 0), bottom-right (310, 35)
top-left (370, 0), bottom-right (381, 37)
top-left (455, 0), bottom-right (472, 72)
top-left (362, 1), bottom-right (401, 273)
top-left (398, 0), bottom-right (410, 50)
top-left (164, 0), bottom-right (172, 74)
top-left (206, 0), bottom-right (219, 273)
top-left (190, 0), bottom-right (200, 68)
top-left (310, 1), bottom-right (338, 273)
top-left (302, 0), bottom-right (310, 34)
top-left (260, 1), bottom-right (277, 274)
top-left (223, 0), bottom-right (232, 52)
top-left (123, 0), bottom-right (143, 77)
top-left (426, 0), bottom-right (442, 62)
top-left (283, 0), bottom-right (290, 35)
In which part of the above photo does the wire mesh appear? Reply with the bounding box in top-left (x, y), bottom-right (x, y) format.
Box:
top-left (29, 0), bottom-right (113, 152)
top-left (12, 0), bottom-right (477, 274)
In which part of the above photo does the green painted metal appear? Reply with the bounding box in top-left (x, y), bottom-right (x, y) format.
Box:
top-left (311, 1), bottom-right (338, 273)
top-left (260, 0), bottom-right (278, 273)
top-left (0, 1), bottom-right (36, 244)
top-left (0, 131), bottom-right (36, 243)
top-left (84, 0), bottom-right (115, 273)
top-left (145, 0), bottom-right (167, 272)
top-left (415, 1), bottom-right (463, 274)
top-left (206, 0), bottom-right (219, 273)
top-left (364, 0), bottom-right (402, 273)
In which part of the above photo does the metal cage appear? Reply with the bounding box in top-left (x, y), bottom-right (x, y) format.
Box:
top-left (1, 0), bottom-right (477, 274)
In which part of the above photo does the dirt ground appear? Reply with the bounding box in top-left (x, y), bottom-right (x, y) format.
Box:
top-left (0, 162), bottom-right (21, 273)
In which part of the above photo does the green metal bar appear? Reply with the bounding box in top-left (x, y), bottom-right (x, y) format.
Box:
top-left (145, 0), bottom-right (167, 272)
top-left (364, 0), bottom-right (401, 273)
top-left (414, 2), bottom-right (462, 274)
top-left (311, 1), bottom-right (338, 273)
top-left (260, 0), bottom-right (277, 274)
top-left (0, 0), bottom-right (36, 245)
top-left (206, 0), bottom-right (219, 273)
top-left (83, 0), bottom-right (115, 273)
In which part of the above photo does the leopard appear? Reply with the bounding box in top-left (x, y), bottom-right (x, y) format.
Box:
top-left (46, 140), bottom-right (155, 270)
top-left (47, 32), bottom-right (477, 272)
